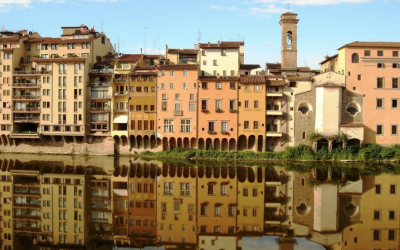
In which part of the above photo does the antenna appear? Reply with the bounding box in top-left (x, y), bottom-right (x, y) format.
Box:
top-left (154, 41), bottom-right (155, 55)
top-left (238, 34), bottom-right (241, 41)
top-left (31, 23), bottom-right (34, 32)
top-left (287, 2), bottom-right (290, 10)
top-left (117, 36), bottom-right (120, 55)
top-left (198, 29), bottom-right (201, 44)
top-left (304, 60), bottom-right (308, 67)
top-left (142, 27), bottom-right (150, 55)
top-left (156, 36), bottom-right (160, 55)
top-left (101, 20), bottom-right (105, 32)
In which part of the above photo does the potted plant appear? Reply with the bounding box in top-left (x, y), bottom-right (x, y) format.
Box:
top-left (201, 109), bottom-right (208, 113)
top-left (215, 108), bottom-right (223, 113)
top-left (208, 131), bottom-right (217, 135)
top-left (221, 131), bottom-right (229, 135)
top-left (229, 109), bottom-right (237, 113)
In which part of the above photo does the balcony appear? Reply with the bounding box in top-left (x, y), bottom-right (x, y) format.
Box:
top-left (14, 226), bottom-right (42, 232)
top-left (14, 187), bottom-right (41, 196)
top-left (14, 116), bottom-right (40, 122)
top-left (91, 119), bottom-right (109, 124)
top-left (13, 82), bottom-right (41, 88)
top-left (114, 91), bottom-right (128, 97)
top-left (266, 109), bottom-right (283, 116)
top-left (14, 202), bottom-right (41, 208)
top-left (13, 70), bottom-right (52, 75)
top-left (174, 110), bottom-right (183, 116)
top-left (89, 82), bottom-right (112, 87)
top-left (10, 130), bottom-right (39, 139)
top-left (12, 107), bottom-right (40, 113)
top-left (90, 107), bottom-right (110, 113)
top-left (13, 95), bottom-right (41, 100)
top-left (266, 90), bottom-right (283, 97)
top-left (89, 68), bottom-right (114, 74)
top-left (266, 131), bottom-right (283, 137)
top-left (90, 95), bottom-right (111, 100)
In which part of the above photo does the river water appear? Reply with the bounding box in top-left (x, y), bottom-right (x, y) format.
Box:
top-left (1, 153), bottom-right (399, 249)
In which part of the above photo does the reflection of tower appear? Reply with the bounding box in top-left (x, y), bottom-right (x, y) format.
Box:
top-left (279, 12), bottom-right (299, 73)
top-left (277, 236), bottom-right (295, 250)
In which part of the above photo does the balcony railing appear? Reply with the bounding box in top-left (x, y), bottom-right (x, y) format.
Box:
top-left (174, 110), bottom-right (183, 116)
top-left (13, 95), bottom-right (41, 100)
top-left (12, 107), bottom-right (41, 112)
top-left (113, 109), bottom-right (127, 113)
top-left (90, 95), bottom-right (111, 100)
top-left (14, 70), bottom-right (52, 75)
top-left (13, 83), bottom-right (41, 88)
top-left (14, 116), bottom-right (40, 121)
top-left (90, 107), bottom-right (110, 112)
top-left (91, 119), bottom-right (109, 123)
top-left (90, 68), bottom-right (114, 74)
top-left (89, 82), bottom-right (112, 87)
top-left (11, 130), bottom-right (39, 135)
top-left (114, 78), bottom-right (127, 83)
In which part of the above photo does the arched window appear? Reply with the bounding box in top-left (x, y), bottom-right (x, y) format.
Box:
top-left (287, 31), bottom-right (293, 45)
top-left (351, 53), bottom-right (359, 63)
top-left (298, 102), bottom-right (312, 115)
top-left (346, 102), bottom-right (361, 116)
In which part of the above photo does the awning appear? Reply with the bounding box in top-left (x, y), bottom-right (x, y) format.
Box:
top-left (113, 115), bottom-right (128, 123)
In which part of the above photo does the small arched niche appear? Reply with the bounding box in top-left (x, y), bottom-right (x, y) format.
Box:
top-left (344, 202), bottom-right (359, 217)
top-left (345, 102), bottom-right (361, 116)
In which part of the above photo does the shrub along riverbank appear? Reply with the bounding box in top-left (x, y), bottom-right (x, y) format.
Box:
top-left (139, 144), bottom-right (400, 162)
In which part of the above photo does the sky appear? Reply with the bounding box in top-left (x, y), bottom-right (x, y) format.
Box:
top-left (1, 0), bottom-right (400, 69)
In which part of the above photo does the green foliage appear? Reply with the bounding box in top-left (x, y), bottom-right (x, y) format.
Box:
top-left (307, 132), bottom-right (323, 142)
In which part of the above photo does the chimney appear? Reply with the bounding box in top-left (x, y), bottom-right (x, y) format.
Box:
top-left (217, 73), bottom-right (220, 79)
top-left (140, 48), bottom-right (142, 55)
top-left (208, 42), bottom-right (210, 47)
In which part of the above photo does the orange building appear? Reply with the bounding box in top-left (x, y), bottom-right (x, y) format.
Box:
top-left (156, 64), bottom-right (199, 150)
top-left (197, 76), bottom-right (239, 151)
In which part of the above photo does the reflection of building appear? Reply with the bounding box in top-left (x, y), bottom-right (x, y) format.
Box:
top-left (1, 157), bottom-right (400, 250)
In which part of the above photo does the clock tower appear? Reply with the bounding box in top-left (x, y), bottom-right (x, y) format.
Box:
top-left (280, 12), bottom-right (299, 74)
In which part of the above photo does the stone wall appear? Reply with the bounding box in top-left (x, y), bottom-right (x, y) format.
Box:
top-left (294, 89), bottom-right (315, 146)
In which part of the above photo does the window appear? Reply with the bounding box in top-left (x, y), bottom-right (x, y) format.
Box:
top-left (375, 184), bottom-right (381, 194)
top-left (213, 60), bottom-right (217, 66)
top-left (243, 188), bottom-right (248, 197)
top-left (377, 63), bottom-right (384, 68)
top-left (162, 101), bottom-right (167, 110)
top-left (254, 100), bottom-right (259, 109)
top-left (253, 121), bottom-right (259, 130)
top-left (161, 70), bottom-right (165, 76)
top-left (390, 184), bottom-right (396, 194)
top-left (180, 183), bottom-right (190, 196)
top-left (389, 210), bottom-right (396, 220)
top-left (289, 81), bottom-right (296, 87)
top-left (393, 78), bottom-right (399, 88)
top-left (200, 205), bottom-right (207, 216)
top-left (169, 82), bottom-right (174, 89)
top-left (364, 50), bottom-right (371, 56)
top-left (230, 82), bottom-right (235, 89)
top-left (215, 100), bottom-right (222, 110)
top-left (183, 82), bottom-right (188, 89)
top-left (358, 75), bottom-right (361, 81)
top-left (374, 210), bottom-right (381, 220)
top-left (221, 122), bottom-right (228, 132)
top-left (164, 119), bottom-right (174, 132)
top-left (244, 121), bottom-right (249, 129)
top-left (208, 183), bottom-right (215, 195)
top-left (203, 60), bottom-right (207, 65)
top-left (201, 82), bottom-right (208, 89)
top-left (244, 100), bottom-right (249, 109)
top-left (245, 85), bottom-right (250, 91)
top-left (394, 51), bottom-right (399, 57)
top-left (377, 125), bottom-right (383, 135)
top-left (373, 230), bottom-right (381, 241)
top-left (243, 208), bottom-right (248, 216)
top-left (377, 98), bottom-right (384, 108)
top-left (346, 106), bottom-right (358, 116)
top-left (394, 63), bottom-right (398, 69)
top-left (183, 70), bottom-right (188, 76)
top-left (377, 50), bottom-right (383, 56)
top-left (163, 182), bottom-right (173, 195)
top-left (215, 82), bottom-right (222, 89)
top-left (214, 226), bottom-right (220, 233)
top-left (377, 78), bottom-right (384, 88)
top-left (170, 70), bottom-right (174, 76)
top-left (389, 230), bottom-right (396, 240)
top-left (351, 53), bottom-right (359, 63)
top-left (214, 205), bottom-right (221, 216)
top-left (181, 119), bottom-right (191, 132)
top-left (201, 100), bottom-right (208, 110)
top-left (208, 121), bottom-right (215, 132)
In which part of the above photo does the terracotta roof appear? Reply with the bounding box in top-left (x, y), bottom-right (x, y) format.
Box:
top-left (287, 76), bottom-right (312, 81)
top-left (297, 67), bottom-right (312, 72)
top-left (240, 75), bottom-right (265, 83)
top-left (130, 72), bottom-right (157, 76)
top-left (265, 75), bottom-right (284, 79)
top-left (240, 64), bottom-right (261, 70)
top-left (315, 82), bottom-right (342, 88)
top-left (118, 54), bottom-right (142, 62)
top-left (320, 54), bottom-right (338, 65)
top-left (266, 80), bottom-right (286, 86)
top-left (269, 69), bottom-right (282, 73)
top-left (339, 41), bottom-right (400, 50)
top-left (167, 49), bottom-right (197, 54)
top-left (157, 64), bottom-right (198, 70)
top-left (24, 37), bottom-right (98, 43)
top-left (199, 41), bottom-right (243, 49)
top-left (198, 76), bottom-right (240, 81)
top-left (266, 63), bottom-right (282, 69)
top-left (33, 58), bottom-right (86, 62)
top-left (1, 48), bottom-right (15, 52)
top-left (339, 123), bottom-right (364, 128)
top-left (134, 66), bottom-right (157, 70)
top-left (0, 37), bottom-right (21, 42)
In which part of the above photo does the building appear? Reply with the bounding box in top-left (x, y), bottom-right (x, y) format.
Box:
top-left (156, 64), bottom-right (198, 150)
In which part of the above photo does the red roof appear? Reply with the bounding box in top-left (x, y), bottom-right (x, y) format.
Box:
top-left (157, 64), bottom-right (198, 70)
top-left (33, 58), bottom-right (86, 62)
top-left (240, 75), bottom-right (265, 83)
top-left (339, 41), bottom-right (400, 50)
top-left (24, 37), bottom-right (99, 43)
top-left (198, 76), bottom-right (240, 81)
top-left (118, 54), bottom-right (142, 62)
top-left (240, 64), bottom-right (261, 70)
top-left (199, 41), bottom-right (243, 49)
top-left (167, 49), bottom-right (197, 54)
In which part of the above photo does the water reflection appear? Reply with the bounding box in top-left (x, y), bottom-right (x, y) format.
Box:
top-left (0, 154), bottom-right (398, 249)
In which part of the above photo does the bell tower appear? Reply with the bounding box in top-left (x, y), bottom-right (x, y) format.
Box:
top-left (280, 12), bottom-right (299, 73)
